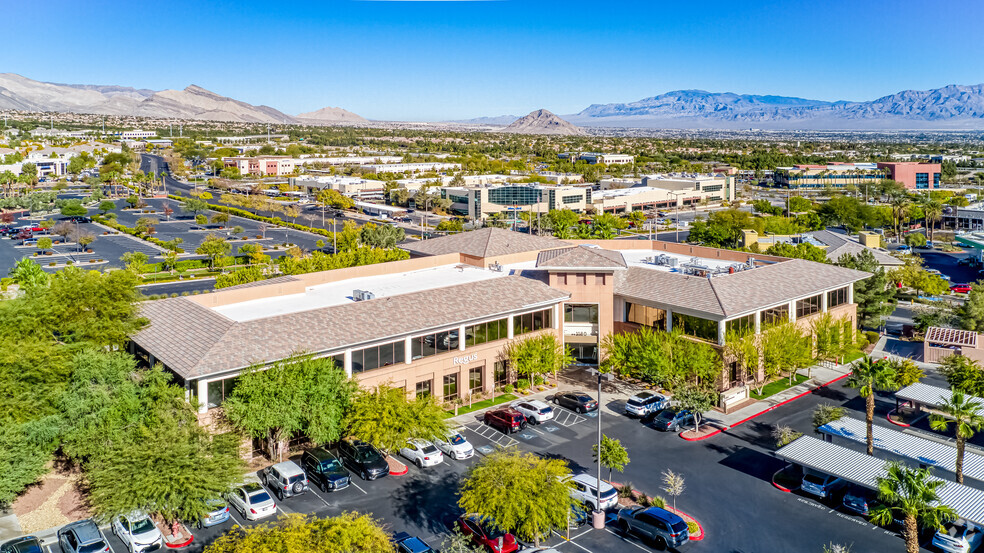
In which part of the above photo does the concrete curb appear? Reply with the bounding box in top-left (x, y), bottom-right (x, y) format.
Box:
top-left (886, 409), bottom-right (911, 427)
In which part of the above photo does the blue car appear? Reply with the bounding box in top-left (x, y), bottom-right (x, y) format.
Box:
top-left (199, 498), bottom-right (231, 528)
top-left (392, 532), bottom-right (435, 553)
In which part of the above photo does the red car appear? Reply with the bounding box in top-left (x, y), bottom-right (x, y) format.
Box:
top-left (950, 284), bottom-right (973, 294)
top-left (457, 514), bottom-right (518, 553)
top-left (483, 407), bottom-right (527, 434)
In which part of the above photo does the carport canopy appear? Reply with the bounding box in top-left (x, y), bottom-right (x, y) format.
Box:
top-left (925, 326), bottom-right (978, 348)
top-left (775, 436), bottom-right (984, 527)
top-left (817, 417), bottom-right (984, 486)
top-left (895, 383), bottom-right (984, 418)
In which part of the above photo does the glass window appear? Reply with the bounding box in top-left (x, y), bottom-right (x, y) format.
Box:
top-left (565, 304), bottom-right (599, 323)
top-left (494, 360), bottom-right (509, 386)
top-left (331, 354), bottom-right (344, 370)
top-left (796, 294), bottom-right (822, 319)
top-left (827, 287), bottom-right (849, 309)
top-left (352, 340), bottom-right (404, 373)
top-left (415, 380), bottom-right (431, 398)
top-left (726, 314), bottom-right (755, 337)
top-left (672, 312), bottom-right (718, 342)
top-left (443, 373), bottom-right (459, 401)
top-left (363, 347), bottom-right (379, 372)
top-left (351, 349), bottom-right (364, 374)
top-left (469, 367), bottom-right (483, 394)
top-left (626, 302), bottom-right (667, 329)
top-left (762, 304), bottom-right (789, 325)
top-left (568, 342), bottom-right (598, 364)
top-left (488, 186), bottom-right (542, 206)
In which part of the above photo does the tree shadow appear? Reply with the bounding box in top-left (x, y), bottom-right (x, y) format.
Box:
top-left (718, 446), bottom-right (785, 483)
top-left (391, 471), bottom-right (463, 535)
top-left (811, 385), bottom-right (849, 403)
top-left (723, 420), bottom-right (776, 450)
top-left (536, 451), bottom-right (591, 475)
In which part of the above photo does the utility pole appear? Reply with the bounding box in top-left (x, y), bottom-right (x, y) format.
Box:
top-left (332, 217), bottom-right (336, 252)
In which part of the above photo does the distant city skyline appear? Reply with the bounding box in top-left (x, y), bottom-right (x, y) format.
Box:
top-left (5, 0), bottom-right (984, 121)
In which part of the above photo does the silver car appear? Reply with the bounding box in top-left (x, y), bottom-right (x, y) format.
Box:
top-left (227, 483), bottom-right (277, 520)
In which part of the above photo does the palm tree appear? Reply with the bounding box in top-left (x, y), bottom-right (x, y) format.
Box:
top-left (923, 200), bottom-right (943, 244)
top-left (929, 389), bottom-right (984, 484)
top-left (891, 196), bottom-right (911, 243)
top-left (870, 462), bottom-right (956, 553)
top-left (846, 357), bottom-right (899, 455)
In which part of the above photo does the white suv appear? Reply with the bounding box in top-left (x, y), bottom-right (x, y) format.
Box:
top-left (568, 474), bottom-right (619, 511)
top-left (433, 430), bottom-right (475, 460)
top-left (111, 512), bottom-right (163, 553)
top-left (511, 400), bottom-right (554, 424)
top-left (400, 438), bottom-right (444, 468)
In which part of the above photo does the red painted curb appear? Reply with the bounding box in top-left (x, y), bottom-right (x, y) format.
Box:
top-left (677, 372), bottom-right (853, 442)
top-left (886, 409), bottom-right (911, 427)
top-left (389, 466), bottom-right (409, 476)
top-left (163, 533), bottom-right (194, 549)
top-left (771, 467), bottom-right (795, 493)
top-left (667, 507), bottom-right (704, 541)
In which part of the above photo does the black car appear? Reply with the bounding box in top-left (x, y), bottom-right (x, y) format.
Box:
top-left (338, 439), bottom-right (389, 481)
top-left (645, 408), bottom-right (695, 431)
top-left (553, 391), bottom-right (599, 414)
top-left (0, 536), bottom-right (42, 553)
top-left (301, 447), bottom-right (351, 492)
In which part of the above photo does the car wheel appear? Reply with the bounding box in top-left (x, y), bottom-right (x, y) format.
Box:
top-left (578, 406), bottom-right (584, 414)
top-left (520, 421), bottom-right (528, 430)
top-left (619, 520), bottom-right (631, 535)
top-left (587, 502), bottom-right (596, 512)
top-left (654, 536), bottom-right (667, 550)
top-left (361, 470), bottom-right (368, 481)
top-left (292, 482), bottom-right (304, 494)
top-left (415, 459), bottom-right (423, 469)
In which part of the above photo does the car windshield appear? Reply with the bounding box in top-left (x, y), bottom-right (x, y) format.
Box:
top-left (600, 487), bottom-right (618, 500)
top-left (449, 434), bottom-right (466, 445)
top-left (249, 491), bottom-right (272, 503)
top-left (627, 398), bottom-right (646, 406)
top-left (130, 518), bottom-right (155, 534)
top-left (357, 447), bottom-right (382, 463)
top-left (205, 498), bottom-right (227, 511)
top-left (9, 540), bottom-right (42, 553)
top-left (79, 541), bottom-right (107, 553)
top-left (575, 395), bottom-right (591, 402)
top-left (321, 459), bottom-right (343, 471)
top-left (538, 407), bottom-right (552, 414)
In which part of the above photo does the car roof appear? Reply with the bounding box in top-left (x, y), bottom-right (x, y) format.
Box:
top-left (306, 447), bottom-right (337, 461)
top-left (271, 460), bottom-right (305, 476)
top-left (492, 407), bottom-right (522, 415)
top-left (241, 482), bottom-right (265, 493)
top-left (63, 520), bottom-right (102, 543)
top-left (572, 474), bottom-right (614, 490)
top-left (643, 507), bottom-right (685, 524)
top-left (526, 399), bottom-right (550, 408)
top-left (395, 535), bottom-right (432, 553)
top-left (631, 391), bottom-right (656, 400)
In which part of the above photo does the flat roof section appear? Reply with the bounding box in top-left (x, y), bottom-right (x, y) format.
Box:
top-left (818, 417), bottom-right (984, 485)
top-left (896, 383), bottom-right (984, 417)
top-left (617, 248), bottom-right (745, 273)
top-left (776, 436), bottom-right (984, 527)
top-left (213, 263), bottom-right (508, 322)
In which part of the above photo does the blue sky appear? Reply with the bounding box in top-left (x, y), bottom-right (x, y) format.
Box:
top-left (6, 0), bottom-right (984, 120)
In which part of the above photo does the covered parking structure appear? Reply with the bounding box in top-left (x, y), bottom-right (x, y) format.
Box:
top-left (895, 383), bottom-right (984, 419)
top-left (818, 417), bottom-right (984, 489)
top-left (923, 326), bottom-right (984, 364)
top-left (775, 436), bottom-right (984, 527)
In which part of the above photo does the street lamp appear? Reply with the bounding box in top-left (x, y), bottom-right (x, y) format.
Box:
top-left (588, 367), bottom-right (614, 529)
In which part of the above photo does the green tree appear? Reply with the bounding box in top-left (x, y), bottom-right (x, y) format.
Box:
top-left (923, 200), bottom-right (943, 243)
top-left (787, 196), bottom-right (813, 213)
top-left (761, 321), bottom-right (812, 388)
top-left (592, 434), bottom-right (629, 481)
top-left (436, 219), bottom-right (464, 233)
top-left (904, 232), bottom-right (927, 248)
top-left (958, 282), bottom-right (984, 331)
top-left (203, 513), bottom-right (393, 553)
top-left (846, 357), bottom-right (899, 455)
top-left (36, 237), bottom-right (52, 253)
top-left (121, 251), bottom-right (148, 272)
top-left (675, 384), bottom-right (716, 432)
top-left (182, 197), bottom-right (210, 215)
top-left (836, 250), bottom-right (896, 327)
top-left (458, 449), bottom-right (577, 547)
top-left (939, 355), bottom-right (984, 396)
top-left (223, 355), bottom-right (357, 461)
top-left (7, 258), bottom-right (49, 291)
top-left (812, 403), bottom-right (845, 433)
top-left (929, 390), bottom-right (984, 484)
top-left (765, 242), bottom-right (829, 263)
top-left (98, 200), bottom-right (116, 215)
top-left (60, 201), bottom-right (88, 218)
top-left (505, 334), bottom-right (573, 383)
top-left (360, 223), bottom-right (405, 249)
top-left (196, 235), bottom-right (232, 270)
top-left (317, 188), bottom-right (355, 210)
top-left (545, 209), bottom-right (579, 239)
top-left (346, 384), bottom-right (448, 456)
top-left (76, 233), bottom-right (95, 252)
top-left (211, 212), bottom-right (230, 225)
top-left (869, 462), bottom-right (956, 553)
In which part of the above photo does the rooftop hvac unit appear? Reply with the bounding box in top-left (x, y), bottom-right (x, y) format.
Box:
top-left (353, 289), bottom-right (375, 301)
top-left (488, 261), bottom-right (504, 272)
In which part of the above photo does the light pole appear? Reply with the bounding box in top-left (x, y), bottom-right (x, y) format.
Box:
top-left (588, 367), bottom-right (612, 529)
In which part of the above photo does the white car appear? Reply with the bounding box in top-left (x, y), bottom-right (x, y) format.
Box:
top-left (511, 399), bottom-right (554, 424)
top-left (567, 474), bottom-right (619, 511)
top-left (111, 512), bottom-right (163, 553)
top-left (227, 482), bottom-right (277, 520)
top-left (933, 519), bottom-right (983, 553)
top-left (400, 438), bottom-right (444, 468)
top-left (433, 430), bottom-right (475, 460)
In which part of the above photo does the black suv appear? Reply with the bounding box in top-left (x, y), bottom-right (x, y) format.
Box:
top-left (553, 391), bottom-right (599, 414)
top-left (301, 447), bottom-right (351, 492)
top-left (338, 439), bottom-right (389, 481)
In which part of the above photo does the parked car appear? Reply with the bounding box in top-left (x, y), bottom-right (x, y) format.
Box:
top-left (226, 483), bottom-right (277, 520)
top-left (339, 438), bottom-right (389, 480)
top-left (484, 407), bottom-right (528, 434)
top-left (57, 520), bottom-right (110, 553)
top-left (932, 519), bottom-right (983, 553)
top-left (259, 460), bottom-right (310, 499)
top-left (510, 399), bottom-right (554, 424)
top-left (0, 536), bottom-right (42, 553)
top-left (624, 391), bottom-right (669, 417)
top-left (433, 430), bottom-right (475, 460)
top-left (300, 447), bottom-right (351, 492)
top-left (567, 474), bottom-right (619, 511)
top-left (400, 438), bottom-right (444, 468)
top-left (392, 532), bottom-right (436, 553)
top-left (457, 514), bottom-right (519, 553)
top-left (951, 284), bottom-right (973, 294)
top-left (198, 498), bottom-right (231, 528)
top-left (552, 391), bottom-right (598, 414)
top-left (616, 506), bottom-right (690, 550)
top-left (646, 408), bottom-right (695, 431)
top-left (896, 244), bottom-right (912, 253)
top-left (840, 486), bottom-right (876, 516)
top-left (801, 472), bottom-right (847, 499)
top-left (111, 512), bottom-right (164, 553)
top-left (927, 268), bottom-right (951, 281)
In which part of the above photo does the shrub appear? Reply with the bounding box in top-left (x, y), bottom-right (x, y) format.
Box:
top-left (812, 404), bottom-right (845, 433)
top-left (648, 495), bottom-right (666, 508)
top-left (864, 331), bottom-right (879, 345)
top-left (687, 521), bottom-right (698, 534)
top-left (772, 424), bottom-right (802, 448)
top-left (516, 378), bottom-right (530, 390)
top-left (533, 374), bottom-right (545, 386)
top-left (503, 384), bottom-right (514, 394)
top-left (617, 482), bottom-right (635, 498)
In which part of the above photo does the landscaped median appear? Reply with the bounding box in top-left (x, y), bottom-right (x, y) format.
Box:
top-left (771, 464), bottom-right (802, 493)
top-left (611, 482), bottom-right (704, 541)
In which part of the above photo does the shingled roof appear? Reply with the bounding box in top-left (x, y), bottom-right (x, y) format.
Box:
top-left (402, 228), bottom-right (569, 258)
top-left (133, 275), bottom-right (569, 379)
top-left (536, 246), bottom-right (627, 270)
top-left (808, 230), bottom-right (902, 266)
top-left (616, 259), bottom-right (870, 318)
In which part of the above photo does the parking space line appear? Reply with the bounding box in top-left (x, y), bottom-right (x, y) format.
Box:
top-left (551, 530), bottom-right (595, 553)
top-left (227, 507), bottom-right (246, 527)
top-left (45, 545), bottom-right (55, 553)
top-left (602, 528), bottom-right (650, 552)
top-left (309, 488), bottom-right (333, 509)
top-left (350, 481), bottom-right (368, 495)
top-left (103, 536), bottom-right (120, 553)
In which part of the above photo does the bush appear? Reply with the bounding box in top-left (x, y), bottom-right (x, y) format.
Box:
top-left (617, 482), bottom-right (635, 498)
top-left (864, 331), bottom-right (879, 345)
top-left (533, 374), bottom-right (545, 386)
top-left (516, 379), bottom-right (530, 390)
top-left (812, 404), bottom-right (845, 433)
top-left (687, 521), bottom-right (698, 534)
top-left (503, 384), bottom-right (514, 394)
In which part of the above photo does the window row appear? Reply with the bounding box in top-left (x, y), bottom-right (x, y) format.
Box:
top-left (827, 287), bottom-right (849, 309)
top-left (672, 312), bottom-right (718, 342)
top-left (514, 309), bottom-right (552, 336)
top-left (565, 304), bottom-right (599, 324)
top-left (352, 340), bottom-right (405, 374)
top-left (796, 294), bottom-right (822, 319)
top-left (625, 302), bottom-right (667, 329)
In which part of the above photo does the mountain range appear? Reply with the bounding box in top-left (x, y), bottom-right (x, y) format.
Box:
top-left (0, 73), bottom-right (363, 125)
top-left (2, 72), bottom-right (984, 130)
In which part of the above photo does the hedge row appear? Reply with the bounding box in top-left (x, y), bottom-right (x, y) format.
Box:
top-left (168, 194), bottom-right (335, 239)
top-left (94, 215), bottom-right (185, 253)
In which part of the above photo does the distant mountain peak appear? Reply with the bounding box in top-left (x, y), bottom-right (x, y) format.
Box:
top-left (296, 106), bottom-right (367, 124)
top-left (503, 109), bottom-right (585, 135)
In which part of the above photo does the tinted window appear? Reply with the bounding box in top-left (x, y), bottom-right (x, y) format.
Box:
top-left (288, 475), bottom-right (305, 484)
top-left (449, 434), bottom-right (466, 445)
top-left (422, 445), bottom-right (438, 454)
top-left (249, 491), bottom-right (272, 503)
top-left (130, 518), bottom-right (155, 534)
top-left (803, 474), bottom-right (827, 485)
top-left (321, 459), bottom-right (342, 471)
top-left (670, 520), bottom-right (688, 533)
top-left (656, 410), bottom-right (675, 420)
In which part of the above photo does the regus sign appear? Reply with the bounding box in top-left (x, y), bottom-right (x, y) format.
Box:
top-left (453, 353), bottom-right (479, 366)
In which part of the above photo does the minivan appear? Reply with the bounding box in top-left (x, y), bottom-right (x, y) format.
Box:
top-left (801, 472), bottom-right (846, 499)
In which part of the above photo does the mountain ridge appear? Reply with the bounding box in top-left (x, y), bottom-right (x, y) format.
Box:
top-left (502, 109), bottom-right (585, 135)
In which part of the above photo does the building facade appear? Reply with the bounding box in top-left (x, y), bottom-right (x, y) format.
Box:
top-left (772, 163), bottom-right (883, 189)
top-left (876, 162), bottom-right (943, 190)
top-left (223, 156), bottom-right (296, 176)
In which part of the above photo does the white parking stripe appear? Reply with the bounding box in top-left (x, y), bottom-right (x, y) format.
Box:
top-left (103, 537), bottom-right (120, 553)
top-left (350, 481), bottom-right (368, 495)
top-left (603, 528), bottom-right (650, 552)
top-left (227, 507), bottom-right (246, 526)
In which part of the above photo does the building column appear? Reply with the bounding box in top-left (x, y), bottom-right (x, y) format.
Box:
top-left (848, 285), bottom-right (855, 305)
top-left (196, 380), bottom-right (208, 414)
top-left (754, 311), bottom-right (761, 334)
top-left (553, 305), bottom-right (561, 329)
top-left (717, 320), bottom-right (727, 346)
top-left (788, 301), bottom-right (797, 323)
top-left (665, 309), bottom-right (673, 331)
top-left (343, 349), bottom-right (353, 378)
top-left (459, 324), bottom-right (467, 351)
top-left (404, 337), bottom-right (413, 365)
top-left (507, 316), bottom-right (515, 339)
top-left (821, 290), bottom-right (829, 313)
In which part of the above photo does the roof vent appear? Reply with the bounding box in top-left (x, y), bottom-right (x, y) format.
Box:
top-left (488, 261), bottom-right (503, 272)
top-left (353, 289), bottom-right (375, 301)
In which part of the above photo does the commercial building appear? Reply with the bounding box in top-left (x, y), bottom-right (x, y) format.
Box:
top-left (223, 156), bottom-right (296, 176)
top-left (876, 162), bottom-right (943, 190)
top-left (130, 228), bottom-right (869, 414)
top-left (739, 229), bottom-right (901, 267)
top-left (442, 184), bottom-right (590, 220)
top-left (559, 152), bottom-right (635, 165)
top-left (772, 163), bottom-right (883, 189)
top-left (360, 162), bottom-right (462, 174)
top-left (290, 175), bottom-right (387, 199)
top-left (296, 155), bottom-right (403, 166)
top-left (112, 130), bottom-right (157, 139)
